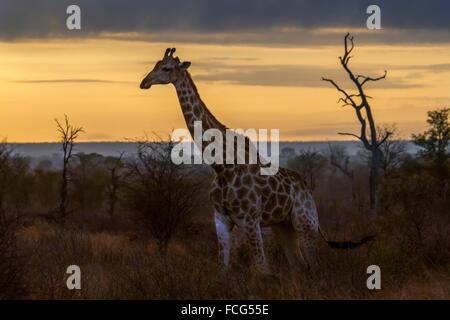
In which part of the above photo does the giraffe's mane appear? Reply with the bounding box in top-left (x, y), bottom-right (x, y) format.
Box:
top-left (185, 71), bottom-right (228, 131)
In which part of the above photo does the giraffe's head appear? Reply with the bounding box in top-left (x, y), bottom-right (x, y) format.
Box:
top-left (140, 48), bottom-right (191, 89)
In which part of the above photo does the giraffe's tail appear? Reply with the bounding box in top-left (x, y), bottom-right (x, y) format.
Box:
top-left (318, 226), bottom-right (375, 249)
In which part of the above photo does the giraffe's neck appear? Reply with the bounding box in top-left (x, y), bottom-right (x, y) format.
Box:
top-left (173, 72), bottom-right (262, 172)
top-left (174, 72), bottom-right (227, 140)
top-left (174, 72), bottom-right (230, 172)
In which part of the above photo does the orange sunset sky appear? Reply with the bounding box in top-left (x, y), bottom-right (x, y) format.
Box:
top-left (0, 1), bottom-right (449, 142)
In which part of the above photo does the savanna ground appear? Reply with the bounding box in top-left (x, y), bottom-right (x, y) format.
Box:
top-left (1, 125), bottom-right (449, 300)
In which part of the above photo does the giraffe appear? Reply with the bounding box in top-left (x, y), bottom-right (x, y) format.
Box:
top-left (140, 48), bottom-right (373, 275)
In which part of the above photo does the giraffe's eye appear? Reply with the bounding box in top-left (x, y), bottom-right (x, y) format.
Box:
top-left (162, 67), bottom-right (171, 72)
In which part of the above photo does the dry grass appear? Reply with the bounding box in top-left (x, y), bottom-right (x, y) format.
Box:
top-left (10, 199), bottom-right (449, 299)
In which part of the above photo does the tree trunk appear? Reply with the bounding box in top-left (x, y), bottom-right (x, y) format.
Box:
top-left (59, 165), bottom-right (67, 218)
top-left (108, 169), bottom-right (118, 220)
top-left (369, 148), bottom-right (381, 216)
top-left (108, 187), bottom-right (117, 220)
top-left (349, 172), bottom-right (356, 202)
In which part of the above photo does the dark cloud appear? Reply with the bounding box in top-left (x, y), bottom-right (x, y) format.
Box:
top-left (0, 0), bottom-right (448, 44)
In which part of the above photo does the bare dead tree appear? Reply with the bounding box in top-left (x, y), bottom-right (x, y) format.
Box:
top-left (104, 152), bottom-right (125, 220)
top-left (322, 33), bottom-right (389, 216)
top-left (55, 115), bottom-right (84, 219)
top-left (327, 142), bottom-right (355, 201)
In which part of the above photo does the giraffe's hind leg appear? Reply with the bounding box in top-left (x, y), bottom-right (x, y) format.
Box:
top-left (271, 223), bottom-right (306, 275)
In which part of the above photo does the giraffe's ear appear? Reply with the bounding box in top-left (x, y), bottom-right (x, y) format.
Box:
top-left (178, 61), bottom-right (191, 70)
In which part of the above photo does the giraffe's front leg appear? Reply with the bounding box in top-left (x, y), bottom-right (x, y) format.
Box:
top-left (215, 211), bottom-right (233, 273)
top-left (244, 220), bottom-right (269, 274)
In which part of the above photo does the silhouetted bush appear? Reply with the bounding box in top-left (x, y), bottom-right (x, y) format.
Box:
top-left (124, 139), bottom-right (208, 255)
top-left (70, 153), bottom-right (108, 212)
top-left (287, 149), bottom-right (327, 191)
top-left (0, 211), bottom-right (28, 299)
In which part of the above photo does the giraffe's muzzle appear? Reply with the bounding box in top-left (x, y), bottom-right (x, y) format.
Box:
top-left (140, 78), bottom-right (152, 89)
